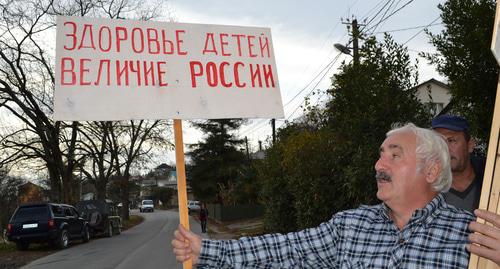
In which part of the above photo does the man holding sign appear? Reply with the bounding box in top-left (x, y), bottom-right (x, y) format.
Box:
top-left (172, 123), bottom-right (474, 268)
top-left (432, 114), bottom-right (500, 266)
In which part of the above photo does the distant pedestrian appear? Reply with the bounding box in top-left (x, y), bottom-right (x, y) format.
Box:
top-left (199, 203), bottom-right (208, 233)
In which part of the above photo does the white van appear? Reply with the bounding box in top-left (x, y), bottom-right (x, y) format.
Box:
top-left (187, 200), bottom-right (201, 213)
top-left (139, 200), bottom-right (154, 212)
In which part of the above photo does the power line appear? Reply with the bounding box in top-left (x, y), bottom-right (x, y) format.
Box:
top-left (361, 0), bottom-right (392, 24)
top-left (250, 0), bottom-right (428, 142)
top-left (241, 50), bottom-right (344, 138)
top-left (247, 0), bottom-right (371, 141)
top-left (281, 13), bottom-right (351, 111)
top-left (402, 16), bottom-right (440, 45)
top-left (242, 2), bottom-right (376, 141)
top-left (367, 0), bottom-right (397, 34)
top-left (285, 52), bottom-right (342, 122)
top-left (363, 0), bottom-right (415, 34)
top-left (359, 0), bottom-right (394, 34)
top-left (239, 119), bottom-right (270, 137)
top-left (378, 0), bottom-right (414, 24)
top-left (240, 55), bottom-right (339, 137)
top-left (283, 54), bottom-right (341, 107)
top-left (372, 22), bottom-right (442, 34)
top-left (243, 52), bottom-right (343, 138)
top-left (253, 119), bottom-right (284, 139)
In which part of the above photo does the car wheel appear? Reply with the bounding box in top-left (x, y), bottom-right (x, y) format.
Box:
top-left (16, 242), bottom-right (29, 251)
top-left (82, 226), bottom-right (90, 243)
top-left (56, 229), bottom-right (69, 249)
top-left (106, 222), bottom-right (113, 238)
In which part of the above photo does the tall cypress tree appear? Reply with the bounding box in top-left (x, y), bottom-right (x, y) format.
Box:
top-left (188, 119), bottom-right (246, 203)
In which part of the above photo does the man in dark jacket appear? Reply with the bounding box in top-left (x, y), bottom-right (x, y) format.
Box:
top-left (432, 114), bottom-right (499, 266)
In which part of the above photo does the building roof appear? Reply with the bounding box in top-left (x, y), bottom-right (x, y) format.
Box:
top-left (413, 78), bottom-right (449, 90)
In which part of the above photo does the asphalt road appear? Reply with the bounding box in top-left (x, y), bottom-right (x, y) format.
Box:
top-left (21, 209), bottom-right (204, 269)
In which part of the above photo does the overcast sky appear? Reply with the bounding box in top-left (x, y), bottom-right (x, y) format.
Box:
top-left (1, 0), bottom-right (453, 177)
top-left (162, 0), bottom-right (447, 161)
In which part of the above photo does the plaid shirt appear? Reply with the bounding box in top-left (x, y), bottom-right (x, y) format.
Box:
top-left (196, 194), bottom-right (474, 269)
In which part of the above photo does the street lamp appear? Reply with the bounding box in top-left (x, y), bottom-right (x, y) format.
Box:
top-left (334, 42), bottom-right (359, 65)
top-left (334, 43), bottom-right (351, 56)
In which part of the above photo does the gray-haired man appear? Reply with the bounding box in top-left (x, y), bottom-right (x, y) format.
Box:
top-left (172, 123), bottom-right (475, 268)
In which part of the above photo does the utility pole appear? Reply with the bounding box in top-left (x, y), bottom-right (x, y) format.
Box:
top-left (271, 119), bottom-right (276, 144)
top-left (244, 136), bottom-right (250, 160)
top-left (352, 19), bottom-right (360, 65)
top-left (340, 18), bottom-right (363, 65)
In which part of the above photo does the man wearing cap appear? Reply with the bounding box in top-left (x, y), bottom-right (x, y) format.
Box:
top-left (431, 114), bottom-right (485, 213)
top-left (432, 114), bottom-right (500, 265)
top-left (173, 123), bottom-right (475, 268)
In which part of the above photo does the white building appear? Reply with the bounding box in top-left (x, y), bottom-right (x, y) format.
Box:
top-left (414, 78), bottom-right (451, 116)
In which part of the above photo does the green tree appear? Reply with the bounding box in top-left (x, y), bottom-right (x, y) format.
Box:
top-left (425, 0), bottom-right (498, 142)
top-left (188, 119), bottom-right (247, 204)
top-left (151, 186), bottom-right (175, 207)
top-left (233, 162), bottom-right (260, 205)
top-left (258, 34), bottom-right (431, 232)
top-left (283, 129), bottom-right (345, 230)
top-left (325, 34), bottom-right (430, 207)
top-left (0, 168), bottom-right (22, 232)
top-left (257, 134), bottom-right (296, 233)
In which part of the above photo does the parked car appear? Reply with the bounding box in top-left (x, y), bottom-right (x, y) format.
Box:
top-left (139, 199), bottom-right (154, 212)
top-left (187, 200), bottom-right (201, 213)
top-left (75, 199), bottom-right (122, 238)
top-left (6, 203), bottom-right (90, 250)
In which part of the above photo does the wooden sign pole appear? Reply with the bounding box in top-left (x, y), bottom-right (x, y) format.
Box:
top-left (467, 77), bottom-right (500, 269)
top-left (468, 1), bottom-right (500, 268)
top-left (469, 80), bottom-right (500, 269)
top-left (174, 119), bottom-right (192, 269)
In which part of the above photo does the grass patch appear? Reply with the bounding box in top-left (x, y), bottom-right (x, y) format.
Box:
top-left (0, 241), bottom-right (54, 252)
top-left (0, 242), bottom-right (55, 268)
top-left (122, 215), bottom-right (144, 230)
top-left (0, 242), bottom-right (16, 252)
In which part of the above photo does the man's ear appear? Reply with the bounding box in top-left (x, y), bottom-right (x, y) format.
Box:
top-left (425, 161), bottom-right (441, 185)
top-left (467, 137), bottom-right (476, 154)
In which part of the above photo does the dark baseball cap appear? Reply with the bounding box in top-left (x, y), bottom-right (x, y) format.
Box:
top-left (431, 114), bottom-right (469, 132)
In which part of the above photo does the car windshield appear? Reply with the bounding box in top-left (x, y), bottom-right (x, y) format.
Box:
top-left (143, 200), bottom-right (153, 205)
top-left (13, 206), bottom-right (48, 222)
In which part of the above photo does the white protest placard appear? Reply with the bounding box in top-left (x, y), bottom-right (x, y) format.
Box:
top-left (54, 16), bottom-right (284, 121)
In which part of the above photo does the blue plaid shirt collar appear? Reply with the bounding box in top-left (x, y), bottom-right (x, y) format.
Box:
top-left (377, 193), bottom-right (446, 228)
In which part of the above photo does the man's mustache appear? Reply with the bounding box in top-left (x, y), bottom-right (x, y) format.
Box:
top-left (375, 171), bottom-right (392, 182)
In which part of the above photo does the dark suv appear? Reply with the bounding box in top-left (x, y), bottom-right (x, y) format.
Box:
top-left (76, 199), bottom-right (122, 237)
top-left (6, 203), bottom-right (90, 250)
